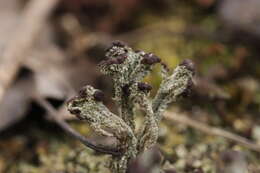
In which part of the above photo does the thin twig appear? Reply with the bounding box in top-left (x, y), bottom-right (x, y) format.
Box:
top-left (0, 0), bottom-right (59, 101)
top-left (164, 111), bottom-right (260, 153)
top-left (35, 96), bottom-right (122, 156)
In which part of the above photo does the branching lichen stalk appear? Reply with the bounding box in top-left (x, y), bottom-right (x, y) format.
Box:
top-left (67, 41), bottom-right (195, 173)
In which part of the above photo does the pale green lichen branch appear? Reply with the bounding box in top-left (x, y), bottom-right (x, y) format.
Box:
top-left (66, 41), bottom-right (194, 173)
top-left (99, 42), bottom-right (160, 130)
top-left (67, 85), bottom-right (137, 149)
top-left (153, 60), bottom-right (194, 123)
top-left (129, 82), bottom-right (159, 152)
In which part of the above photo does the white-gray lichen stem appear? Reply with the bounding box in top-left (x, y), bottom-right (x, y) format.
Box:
top-left (129, 82), bottom-right (158, 152)
top-left (137, 95), bottom-right (158, 152)
top-left (120, 95), bottom-right (135, 130)
top-left (35, 96), bottom-right (122, 156)
top-left (66, 41), bottom-right (195, 173)
top-left (153, 60), bottom-right (194, 123)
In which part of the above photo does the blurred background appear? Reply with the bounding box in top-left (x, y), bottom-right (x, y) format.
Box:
top-left (0, 0), bottom-right (260, 172)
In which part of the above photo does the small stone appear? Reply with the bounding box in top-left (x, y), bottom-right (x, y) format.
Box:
top-left (93, 90), bottom-right (105, 101)
top-left (137, 82), bottom-right (152, 92)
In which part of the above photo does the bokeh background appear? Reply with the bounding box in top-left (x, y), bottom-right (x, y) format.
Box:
top-left (0, 0), bottom-right (260, 172)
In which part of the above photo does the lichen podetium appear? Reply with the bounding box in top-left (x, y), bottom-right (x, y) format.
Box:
top-left (67, 41), bottom-right (195, 173)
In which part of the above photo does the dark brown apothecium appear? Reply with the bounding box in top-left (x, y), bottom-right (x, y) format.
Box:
top-left (93, 90), bottom-right (105, 101)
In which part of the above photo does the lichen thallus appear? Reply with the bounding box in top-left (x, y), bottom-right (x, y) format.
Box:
top-left (67, 41), bottom-right (195, 173)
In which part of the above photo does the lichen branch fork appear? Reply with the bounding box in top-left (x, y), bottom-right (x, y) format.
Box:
top-left (67, 41), bottom-right (195, 173)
